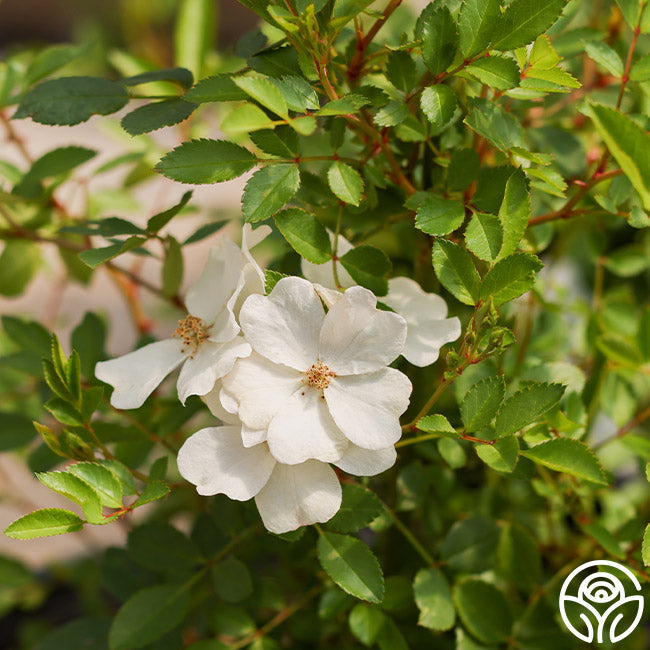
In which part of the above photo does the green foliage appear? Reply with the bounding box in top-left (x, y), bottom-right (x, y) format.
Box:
top-left (3, 1), bottom-right (650, 648)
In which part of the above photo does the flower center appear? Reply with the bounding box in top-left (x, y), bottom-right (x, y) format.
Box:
top-left (174, 315), bottom-right (209, 356)
top-left (304, 361), bottom-right (336, 390)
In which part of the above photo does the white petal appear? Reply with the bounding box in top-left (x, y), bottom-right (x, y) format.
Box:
top-left (241, 223), bottom-right (270, 286)
top-left (383, 277), bottom-right (461, 367)
top-left (221, 353), bottom-right (303, 430)
top-left (319, 286), bottom-right (407, 375)
top-left (176, 338), bottom-right (251, 404)
top-left (239, 276), bottom-right (323, 371)
top-left (335, 444), bottom-right (397, 476)
top-left (312, 283), bottom-right (344, 309)
top-left (95, 339), bottom-right (187, 409)
top-left (201, 383), bottom-right (240, 424)
top-left (301, 232), bottom-right (355, 289)
top-left (255, 460), bottom-right (342, 534)
top-left (185, 239), bottom-right (243, 324)
top-left (268, 388), bottom-right (348, 464)
top-left (177, 427), bottom-right (275, 499)
top-left (241, 424), bottom-right (267, 447)
top-left (325, 368), bottom-right (411, 449)
top-left (401, 317), bottom-right (461, 367)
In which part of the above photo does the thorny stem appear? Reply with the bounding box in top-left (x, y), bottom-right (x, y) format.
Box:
top-left (528, 169), bottom-right (624, 226)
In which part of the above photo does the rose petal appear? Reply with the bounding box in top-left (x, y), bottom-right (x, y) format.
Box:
top-left (201, 383), bottom-right (240, 424)
top-left (301, 232), bottom-right (355, 290)
top-left (239, 276), bottom-right (324, 371)
top-left (319, 286), bottom-right (407, 375)
top-left (95, 339), bottom-right (187, 409)
top-left (268, 388), bottom-right (348, 464)
top-left (221, 353), bottom-right (303, 431)
top-left (334, 444), bottom-right (397, 476)
top-left (177, 427), bottom-right (275, 499)
top-left (383, 277), bottom-right (461, 367)
top-left (185, 238), bottom-right (243, 325)
top-left (325, 368), bottom-right (411, 449)
top-left (255, 460), bottom-right (342, 533)
top-left (177, 337), bottom-right (251, 404)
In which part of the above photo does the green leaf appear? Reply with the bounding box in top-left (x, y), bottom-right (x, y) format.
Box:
top-left (274, 208), bottom-right (331, 263)
top-left (416, 414), bottom-right (457, 439)
top-left (18, 146), bottom-right (96, 193)
top-left (348, 603), bottom-right (386, 646)
top-left (386, 51), bottom-right (419, 93)
top-left (133, 480), bottom-right (170, 507)
top-left (34, 617), bottom-right (111, 650)
top-left (340, 245), bottom-right (391, 296)
top-left (420, 85), bottom-right (457, 127)
top-left (234, 75), bottom-right (289, 118)
top-left (109, 584), bottom-right (190, 650)
top-left (317, 531), bottom-right (384, 603)
top-left (15, 77), bottom-right (129, 126)
top-left (327, 161), bottom-right (364, 206)
top-left (413, 567), bottom-right (455, 631)
top-left (497, 523), bottom-right (541, 591)
top-left (79, 236), bottom-right (146, 269)
top-left (212, 556), bottom-right (253, 603)
top-left (493, 0), bottom-right (566, 50)
top-left (495, 382), bottom-right (565, 437)
top-left (583, 40), bottom-right (624, 76)
top-left (2, 315), bottom-right (50, 355)
top-left (448, 149), bottom-right (480, 191)
top-left (585, 101), bottom-right (650, 211)
top-left (441, 516), bottom-right (499, 573)
top-left (221, 103), bottom-right (275, 135)
top-left (36, 471), bottom-right (103, 524)
top-left (415, 194), bottom-right (465, 236)
top-left (522, 438), bottom-right (608, 485)
top-left (431, 239), bottom-right (480, 305)
top-left (250, 126), bottom-right (299, 158)
top-left (464, 98), bottom-right (524, 152)
top-left (525, 66), bottom-right (581, 89)
top-left (581, 522), bottom-right (625, 559)
top-left (317, 94), bottom-right (369, 116)
top-left (162, 237), bottom-right (183, 297)
top-left (327, 484), bottom-right (383, 533)
top-left (497, 169), bottom-right (530, 259)
top-left (480, 253), bottom-right (542, 306)
top-left (374, 101), bottom-right (409, 128)
top-left (270, 75), bottom-right (319, 112)
top-left (465, 212), bottom-right (503, 261)
top-left (128, 522), bottom-right (201, 575)
top-left (24, 43), bottom-right (89, 86)
top-left (460, 376), bottom-right (506, 432)
top-left (264, 270), bottom-right (288, 294)
top-left (4, 508), bottom-right (84, 539)
top-left (147, 191), bottom-right (193, 233)
top-left (184, 75), bottom-right (247, 102)
top-left (156, 139), bottom-right (256, 184)
top-left (421, 6), bottom-right (458, 76)
top-left (0, 241), bottom-right (40, 296)
top-left (377, 617), bottom-right (408, 650)
top-left (44, 397), bottom-right (84, 426)
top-left (242, 164), bottom-right (300, 222)
top-left (638, 307), bottom-right (650, 362)
top-left (630, 54), bottom-right (650, 81)
top-left (643, 524), bottom-right (650, 566)
top-left (122, 67), bottom-right (193, 89)
top-left (453, 578), bottom-right (513, 644)
top-left (174, 0), bottom-right (214, 79)
top-left (458, 0), bottom-right (502, 57)
top-left (466, 55), bottom-right (521, 89)
top-left (529, 34), bottom-right (560, 69)
top-left (121, 99), bottom-right (197, 136)
top-left (66, 461), bottom-right (123, 508)
top-left (0, 411), bottom-right (36, 451)
top-left (476, 435), bottom-right (519, 472)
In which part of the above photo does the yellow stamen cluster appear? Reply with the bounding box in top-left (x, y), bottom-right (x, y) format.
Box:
top-left (304, 361), bottom-right (336, 390)
top-left (174, 315), bottom-right (208, 356)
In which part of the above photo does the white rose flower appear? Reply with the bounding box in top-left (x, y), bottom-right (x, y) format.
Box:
top-left (301, 232), bottom-right (461, 367)
top-left (177, 425), bottom-right (395, 533)
top-left (95, 224), bottom-right (270, 409)
top-left (221, 276), bottom-right (412, 465)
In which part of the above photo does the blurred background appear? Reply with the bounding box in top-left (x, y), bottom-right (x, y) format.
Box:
top-left (0, 1), bottom-right (427, 647)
